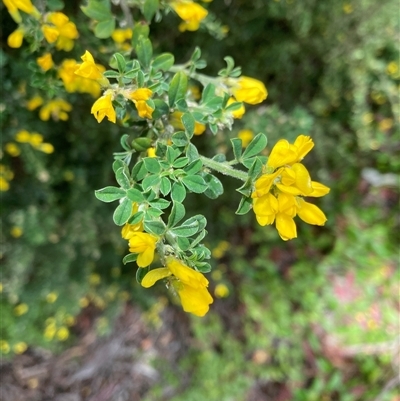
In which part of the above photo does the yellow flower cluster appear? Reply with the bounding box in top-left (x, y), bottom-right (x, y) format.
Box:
top-left (3, 0), bottom-right (40, 23)
top-left (130, 88), bottom-right (154, 119)
top-left (59, 59), bottom-right (104, 98)
top-left (41, 12), bottom-right (79, 51)
top-left (0, 164), bottom-right (14, 191)
top-left (27, 96), bottom-right (72, 121)
top-left (251, 135), bottom-right (330, 240)
top-left (142, 257), bottom-right (213, 317)
top-left (111, 28), bottom-right (133, 50)
top-left (15, 129), bottom-right (54, 153)
top-left (170, 1), bottom-right (208, 32)
top-left (44, 317), bottom-right (69, 341)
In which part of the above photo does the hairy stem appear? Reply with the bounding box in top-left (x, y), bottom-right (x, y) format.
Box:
top-left (200, 156), bottom-right (247, 182)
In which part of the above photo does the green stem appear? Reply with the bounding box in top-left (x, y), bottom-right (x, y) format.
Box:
top-left (170, 65), bottom-right (223, 88)
top-left (200, 156), bottom-right (247, 182)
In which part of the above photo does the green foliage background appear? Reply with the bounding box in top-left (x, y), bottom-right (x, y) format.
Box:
top-left (1, 0), bottom-right (399, 399)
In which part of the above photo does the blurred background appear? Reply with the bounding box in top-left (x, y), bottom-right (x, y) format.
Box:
top-left (1, 0), bottom-right (399, 400)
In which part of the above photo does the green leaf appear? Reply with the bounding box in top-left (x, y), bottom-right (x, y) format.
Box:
top-left (181, 112), bottom-right (195, 137)
top-left (184, 215), bottom-right (207, 232)
top-left (231, 138), bottom-right (242, 161)
top-left (112, 159), bottom-right (125, 173)
top-left (136, 266), bottom-right (148, 283)
top-left (128, 211), bottom-right (144, 225)
top-left (151, 99), bottom-right (170, 119)
top-left (95, 186), bottom-right (126, 202)
top-left (236, 196), bottom-right (253, 215)
top-left (203, 174), bottom-right (224, 199)
top-left (172, 157), bottom-right (189, 168)
top-left (131, 160), bottom-right (147, 181)
top-left (248, 157), bottom-right (264, 181)
top-left (195, 262), bottom-right (211, 273)
top-left (120, 134), bottom-right (130, 151)
top-left (236, 181), bottom-right (252, 197)
top-left (81, 0), bottom-right (110, 21)
top-left (225, 101), bottom-right (243, 112)
top-left (190, 229), bottom-right (207, 248)
top-left (172, 131), bottom-right (188, 147)
top-left (148, 199), bottom-right (170, 209)
top-left (168, 71), bottom-right (188, 107)
top-left (146, 207), bottom-right (163, 218)
top-left (201, 83), bottom-right (215, 103)
top-left (136, 36), bottom-right (153, 69)
top-left (242, 133), bottom-right (267, 160)
top-left (115, 166), bottom-right (131, 189)
top-left (166, 146), bottom-right (180, 164)
top-left (168, 202), bottom-right (185, 228)
top-left (184, 159), bottom-right (203, 175)
top-left (169, 221), bottom-right (199, 237)
top-left (132, 23), bottom-right (149, 48)
top-left (142, 174), bottom-right (160, 191)
top-left (94, 18), bottom-right (115, 39)
top-left (190, 46), bottom-right (201, 62)
top-left (47, 0), bottom-right (64, 10)
top-left (152, 52), bottom-right (174, 71)
top-left (123, 253), bottom-right (138, 265)
top-left (171, 182), bottom-right (186, 202)
top-left (103, 70), bottom-right (120, 78)
top-left (186, 143), bottom-right (199, 163)
top-left (160, 177), bottom-right (171, 196)
top-left (143, 157), bottom-right (161, 174)
top-left (113, 53), bottom-right (126, 73)
top-left (181, 175), bottom-right (207, 193)
top-left (113, 197), bottom-right (133, 225)
top-left (144, 220), bottom-right (165, 236)
top-left (143, 0), bottom-right (159, 21)
top-left (177, 237), bottom-right (191, 251)
top-left (126, 188), bottom-right (145, 202)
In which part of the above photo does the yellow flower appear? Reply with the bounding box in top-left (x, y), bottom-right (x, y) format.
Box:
top-left (171, 1), bottom-right (208, 32)
top-left (237, 129), bottom-right (254, 147)
top-left (37, 53), bottom-right (54, 72)
top-left (231, 76), bottom-right (268, 105)
top-left (39, 99), bottom-right (72, 121)
top-left (14, 303), bottom-right (29, 316)
top-left (42, 12), bottom-right (79, 51)
top-left (10, 226), bottom-right (23, 238)
top-left (111, 28), bottom-right (133, 44)
top-left (89, 273), bottom-right (101, 286)
top-left (0, 341), bottom-right (10, 354)
top-left (147, 147), bottom-right (156, 157)
top-left (142, 257), bottom-right (213, 317)
top-left (128, 232), bottom-right (158, 267)
top-left (56, 327), bottom-right (69, 341)
top-left (214, 283), bottom-right (229, 298)
top-left (0, 177), bottom-right (10, 191)
top-left (342, 3), bottom-right (353, 13)
top-left (46, 292), bottom-right (58, 303)
top-left (7, 28), bottom-right (24, 48)
top-left (35, 143), bottom-right (54, 154)
top-left (5, 143), bottom-right (21, 157)
top-left (13, 342), bottom-right (28, 354)
top-left (59, 59), bottom-right (104, 98)
top-left (3, 0), bottom-right (40, 23)
top-left (251, 135), bottom-right (329, 240)
top-left (130, 88), bottom-right (154, 119)
top-left (29, 132), bottom-right (43, 146)
top-left (75, 50), bottom-right (106, 82)
top-left (26, 96), bottom-right (44, 111)
top-left (91, 93), bottom-right (116, 123)
top-left (44, 324), bottom-right (56, 340)
top-left (227, 97), bottom-right (245, 119)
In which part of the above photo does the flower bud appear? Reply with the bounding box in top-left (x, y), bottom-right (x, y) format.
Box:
top-left (131, 137), bottom-right (153, 152)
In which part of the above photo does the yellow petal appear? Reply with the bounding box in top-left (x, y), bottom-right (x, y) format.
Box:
top-left (291, 163), bottom-right (313, 195)
top-left (177, 285), bottom-right (213, 317)
top-left (141, 268), bottom-right (172, 288)
top-left (267, 140), bottom-right (298, 168)
top-left (310, 181), bottom-right (330, 197)
top-left (293, 135), bottom-right (314, 161)
top-left (275, 213), bottom-right (297, 240)
top-left (7, 28), bottom-right (24, 48)
top-left (297, 199), bottom-right (327, 225)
